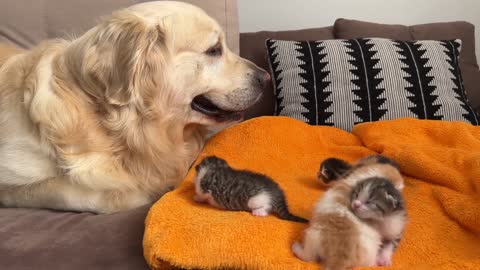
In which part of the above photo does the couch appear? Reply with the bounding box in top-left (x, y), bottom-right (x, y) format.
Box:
top-left (1, 1), bottom-right (479, 269)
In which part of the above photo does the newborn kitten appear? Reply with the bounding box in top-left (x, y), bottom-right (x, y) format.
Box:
top-left (292, 155), bottom-right (405, 270)
top-left (317, 157), bottom-right (352, 184)
top-left (292, 176), bottom-right (381, 270)
top-left (193, 156), bottom-right (308, 223)
top-left (319, 155), bottom-right (406, 266)
top-left (318, 155), bottom-right (404, 190)
top-left (350, 177), bottom-right (407, 267)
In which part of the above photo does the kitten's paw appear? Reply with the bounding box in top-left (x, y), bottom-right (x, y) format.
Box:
top-left (376, 256), bottom-right (392, 266)
top-left (193, 194), bottom-right (206, 203)
top-left (252, 208), bottom-right (269, 217)
top-left (377, 244), bottom-right (394, 266)
top-left (291, 242), bottom-right (303, 256)
top-left (292, 242), bottom-right (310, 261)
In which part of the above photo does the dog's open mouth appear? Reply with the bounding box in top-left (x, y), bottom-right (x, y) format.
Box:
top-left (191, 95), bottom-right (244, 122)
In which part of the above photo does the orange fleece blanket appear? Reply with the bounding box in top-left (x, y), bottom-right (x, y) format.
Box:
top-left (143, 116), bottom-right (480, 270)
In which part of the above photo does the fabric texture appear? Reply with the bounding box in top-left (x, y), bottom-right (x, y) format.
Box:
top-left (0, 205), bottom-right (151, 270)
top-left (334, 18), bottom-right (480, 113)
top-left (238, 20), bottom-right (480, 119)
top-left (266, 38), bottom-right (478, 131)
top-left (143, 116), bottom-right (480, 270)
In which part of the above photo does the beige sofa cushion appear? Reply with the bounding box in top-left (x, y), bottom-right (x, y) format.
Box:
top-left (0, 0), bottom-right (239, 53)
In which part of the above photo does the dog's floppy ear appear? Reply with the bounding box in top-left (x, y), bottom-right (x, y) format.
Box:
top-left (67, 9), bottom-right (168, 106)
top-left (101, 11), bottom-right (167, 106)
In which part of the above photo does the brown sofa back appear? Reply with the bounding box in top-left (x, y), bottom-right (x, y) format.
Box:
top-left (240, 19), bottom-right (480, 119)
top-left (335, 19), bottom-right (480, 114)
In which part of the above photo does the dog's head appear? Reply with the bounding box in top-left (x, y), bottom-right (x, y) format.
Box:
top-left (66, 1), bottom-right (269, 126)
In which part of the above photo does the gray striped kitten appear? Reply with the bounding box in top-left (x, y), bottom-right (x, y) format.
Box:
top-left (350, 177), bottom-right (407, 266)
top-left (193, 156), bottom-right (308, 223)
top-left (319, 156), bottom-right (407, 267)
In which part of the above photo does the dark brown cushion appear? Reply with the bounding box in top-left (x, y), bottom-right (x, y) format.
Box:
top-left (335, 19), bottom-right (412, 41)
top-left (334, 18), bottom-right (480, 112)
top-left (0, 206), bottom-right (150, 270)
top-left (240, 27), bottom-right (335, 119)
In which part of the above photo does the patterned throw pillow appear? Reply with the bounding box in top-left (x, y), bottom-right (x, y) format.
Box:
top-left (266, 38), bottom-right (479, 131)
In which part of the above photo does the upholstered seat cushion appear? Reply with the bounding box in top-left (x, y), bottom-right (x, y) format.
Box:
top-left (0, 206), bottom-right (151, 270)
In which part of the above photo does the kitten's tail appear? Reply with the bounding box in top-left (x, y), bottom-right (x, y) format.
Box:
top-left (272, 198), bottom-right (308, 223)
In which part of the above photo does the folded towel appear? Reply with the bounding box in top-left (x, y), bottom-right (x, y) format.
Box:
top-left (143, 116), bottom-right (480, 270)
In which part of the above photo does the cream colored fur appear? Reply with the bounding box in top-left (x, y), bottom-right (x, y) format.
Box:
top-left (293, 157), bottom-right (406, 270)
top-left (292, 179), bottom-right (382, 270)
top-left (0, 1), bottom-right (265, 213)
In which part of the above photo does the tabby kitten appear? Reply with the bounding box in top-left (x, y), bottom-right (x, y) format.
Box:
top-left (350, 177), bottom-right (407, 266)
top-left (193, 156), bottom-right (308, 223)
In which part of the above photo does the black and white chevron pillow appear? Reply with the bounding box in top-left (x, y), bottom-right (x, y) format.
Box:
top-left (266, 38), bottom-right (479, 131)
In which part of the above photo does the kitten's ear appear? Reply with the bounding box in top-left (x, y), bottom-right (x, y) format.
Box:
top-left (318, 158), bottom-right (352, 183)
top-left (368, 155), bottom-right (401, 171)
top-left (395, 182), bottom-right (405, 191)
top-left (216, 157), bottom-right (229, 167)
top-left (385, 192), bottom-right (398, 207)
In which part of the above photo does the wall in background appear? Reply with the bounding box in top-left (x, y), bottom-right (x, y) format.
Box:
top-left (238, 0), bottom-right (480, 64)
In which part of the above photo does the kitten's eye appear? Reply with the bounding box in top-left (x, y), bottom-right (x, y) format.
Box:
top-left (205, 43), bottom-right (222, 56)
top-left (366, 201), bottom-right (377, 208)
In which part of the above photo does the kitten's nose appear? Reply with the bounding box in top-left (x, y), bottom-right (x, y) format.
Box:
top-left (352, 200), bottom-right (362, 209)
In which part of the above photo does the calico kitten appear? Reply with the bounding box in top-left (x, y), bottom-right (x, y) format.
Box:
top-left (292, 155), bottom-right (405, 270)
top-left (193, 156), bottom-right (308, 223)
top-left (350, 177), bottom-right (407, 266)
top-left (291, 176), bottom-right (381, 270)
top-left (318, 155), bottom-right (404, 190)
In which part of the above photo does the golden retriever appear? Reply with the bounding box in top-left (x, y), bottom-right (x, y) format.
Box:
top-left (0, 1), bottom-right (269, 213)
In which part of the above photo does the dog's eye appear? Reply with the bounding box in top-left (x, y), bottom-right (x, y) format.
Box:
top-left (205, 44), bottom-right (222, 56)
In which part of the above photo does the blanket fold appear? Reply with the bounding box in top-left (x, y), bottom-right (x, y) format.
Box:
top-left (144, 116), bottom-right (480, 270)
